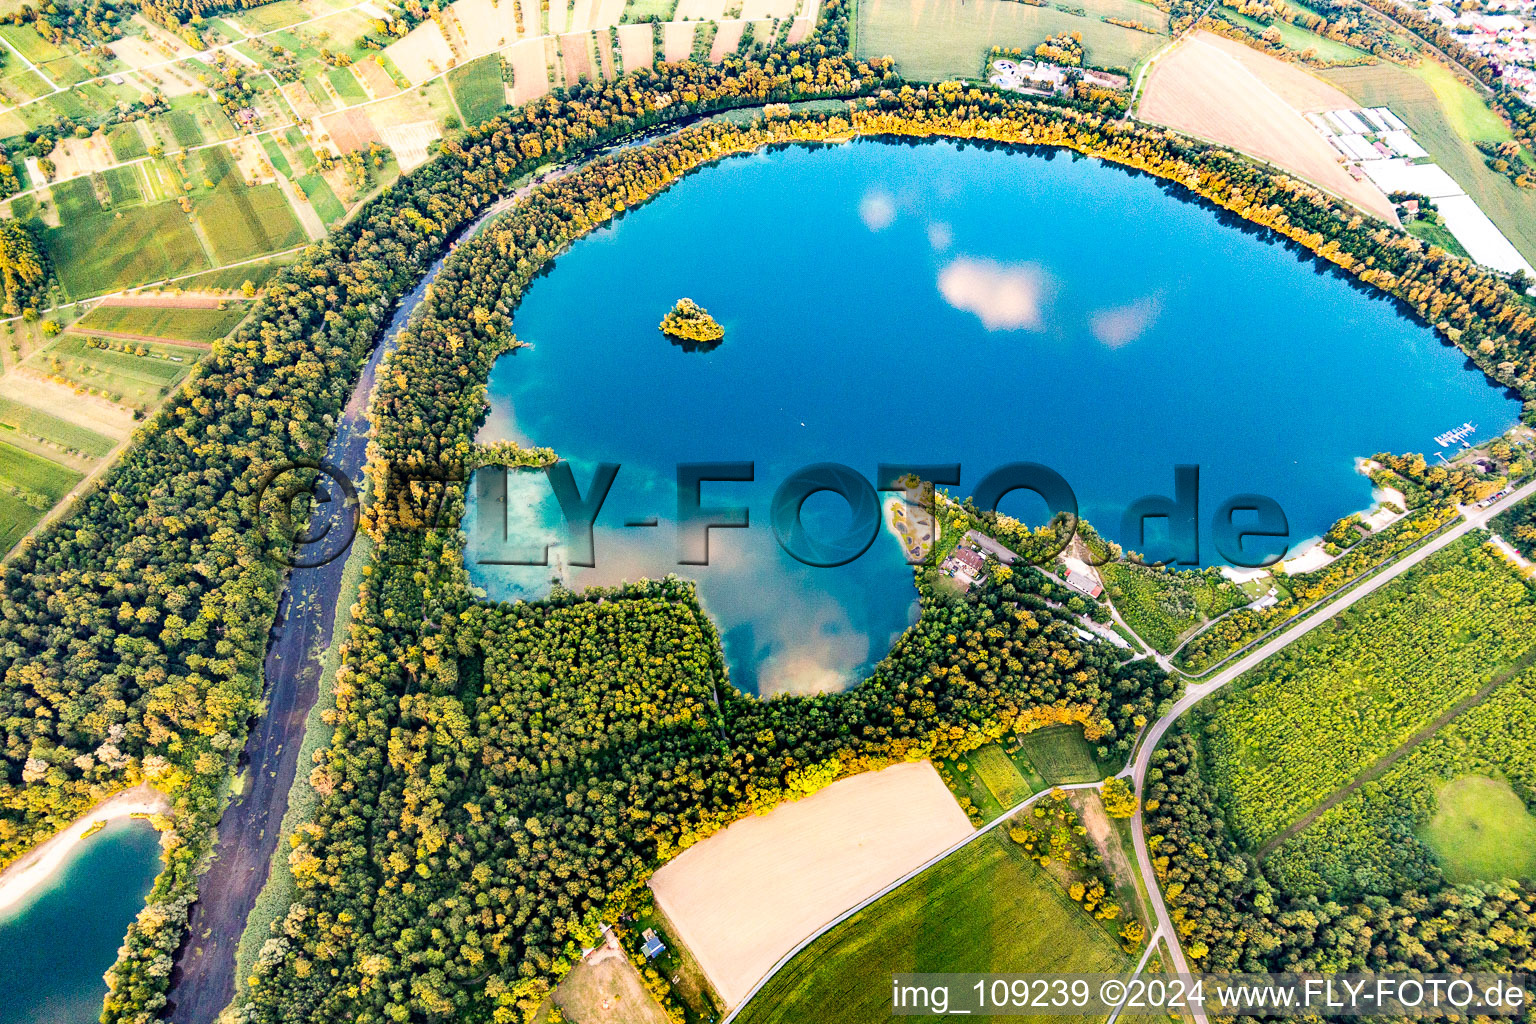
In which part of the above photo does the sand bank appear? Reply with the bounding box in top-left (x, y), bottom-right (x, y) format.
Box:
top-left (0, 784), bottom-right (167, 917)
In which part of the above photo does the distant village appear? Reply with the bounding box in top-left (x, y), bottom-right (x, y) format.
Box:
top-left (1413, 0), bottom-right (1536, 103)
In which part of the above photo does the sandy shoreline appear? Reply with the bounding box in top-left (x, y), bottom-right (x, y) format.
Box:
top-left (0, 784), bottom-right (168, 917)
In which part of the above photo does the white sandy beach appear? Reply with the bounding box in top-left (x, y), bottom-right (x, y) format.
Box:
top-left (0, 784), bottom-right (168, 917)
top-left (1279, 541), bottom-right (1334, 575)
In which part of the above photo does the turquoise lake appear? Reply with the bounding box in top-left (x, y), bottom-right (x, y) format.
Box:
top-left (461, 138), bottom-right (1521, 696)
top-left (0, 818), bottom-right (162, 1024)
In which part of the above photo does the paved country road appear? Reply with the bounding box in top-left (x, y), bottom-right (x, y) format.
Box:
top-left (1123, 476), bottom-right (1536, 1024)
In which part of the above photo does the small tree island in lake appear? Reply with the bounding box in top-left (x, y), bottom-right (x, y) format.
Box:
top-left (659, 297), bottom-right (724, 351)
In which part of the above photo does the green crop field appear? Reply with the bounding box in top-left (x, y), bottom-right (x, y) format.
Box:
top-left (971, 742), bottom-right (1032, 807)
top-left (942, 752), bottom-right (1010, 822)
top-left (77, 304), bottom-right (249, 342)
top-left (0, 440), bottom-right (81, 502)
top-left (734, 826), bottom-right (1132, 1024)
top-left (1016, 725), bottom-right (1103, 785)
top-left (30, 335), bottom-right (197, 407)
top-left (260, 136), bottom-right (295, 178)
top-left (106, 123), bottom-right (149, 162)
top-left (622, 0), bottom-right (677, 20)
top-left (0, 397), bottom-right (117, 457)
top-left (1267, 666), bottom-right (1536, 897)
top-left (0, 24), bottom-right (69, 63)
top-left (1322, 60), bottom-right (1536, 266)
top-left (163, 109), bottom-right (205, 149)
top-left (102, 166), bottom-right (144, 206)
top-left (856, 0), bottom-right (1167, 81)
top-left (327, 67), bottom-right (369, 104)
top-left (300, 75), bottom-right (333, 112)
top-left (0, 489), bottom-right (45, 554)
top-left (450, 55), bottom-right (509, 126)
top-left (40, 194), bottom-right (209, 296)
top-left (196, 181), bottom-right (308, 264)
top-left (298, 173), bottom-right (347, 224)
top-left (1202, 538), bottom-right (1536, 848)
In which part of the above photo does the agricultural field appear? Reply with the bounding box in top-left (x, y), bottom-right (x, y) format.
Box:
top-left (1137, 32), bottom-right (1398, 222)
top-left (1015, 724), bottom-right (1108, 784)
top-left (734, 823), bottom-right (1134, 1024)
top-left (648, 761), bottom-right (972, 1007)
top-left (0, 439), bottom-right (81, 503)
top-left (970, 742), bottom-right (1032, 807)
top-left (1200, 537), bottom-right (1536, 848)
top-left (0, 293), bottom-right (227, 552)
top-left (0, 439), bottom-right (82, 551)
top-left (75, 304), bottom-right (250, 342)
top-left (1100, 560), bottom-right (1249, 653)
top-left (1266, 664), bottom-right (1536, 897)
top-left (26, 333), bottom-right (199, 408)
top-left (448, 55), bottom-right (509, 126)
top-left (35, 176), bottom-right (208, 296)
top-left (297, 174), bottom-right (348, 224)
top-left (855, 0), bottom-right (1168, 81)
top-left (0, 396), bottom-right (116, 458)
top-left (189, 147), bottom-right (309, 265)
top-left (1322, 58), bottom-right (1536, 265)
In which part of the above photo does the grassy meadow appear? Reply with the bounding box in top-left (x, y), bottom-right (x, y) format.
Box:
top-left (1016, 725), bottom-right (1106, 785)
top-left (1422, 775), bottom-right (1536, 882)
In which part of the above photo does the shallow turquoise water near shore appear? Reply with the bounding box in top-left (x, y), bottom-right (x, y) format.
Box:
top-left (0, 817), bottom-right (162, 1024)
top-left (459, 137), bottom-right (1520, 695)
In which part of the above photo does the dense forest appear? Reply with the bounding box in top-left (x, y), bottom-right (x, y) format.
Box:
top-left (241, 570), bottom-right (1173, 1021)
top-left (1145, 727), bottom-right (1536, 974)
top-left (1197, 538), bottom-right (1536, 846)
top-left (1265, 665), bottom-right (1536, 899)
